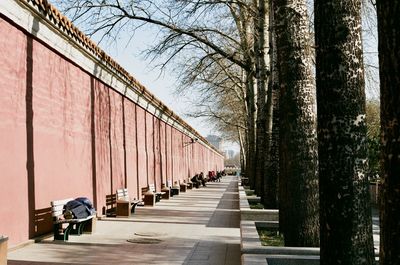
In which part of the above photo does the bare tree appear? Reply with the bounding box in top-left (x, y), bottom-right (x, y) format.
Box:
top-left (56, 0), bottom-right (259, 180)
top-left (177, 49), bottom-right (249, 160)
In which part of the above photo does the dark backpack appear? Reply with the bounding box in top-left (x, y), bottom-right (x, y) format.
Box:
top-left (65, 200), bottom-right (90, 219)
top-left (75, 197), bottom-right (96, 215)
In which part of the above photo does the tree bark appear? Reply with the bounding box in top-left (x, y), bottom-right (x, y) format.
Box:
top-left (264, 88), bottom-right (278, 209)
top-left (315, 0), bottom-right (375, 264)
top-left (238, 128), bottom-right (246, 172)
top-left (264, 90), bottom-right (279, 209)
top-left (274, 0), bottom-right (319, 246)
top-left (254, 0), bottom-right (269, 196)
top-left (376, 1), bottom-right (400, 264)
top-left (263, 0), bottom-right (278, 209)
top-left (246, 71), bottom-right (257, 187)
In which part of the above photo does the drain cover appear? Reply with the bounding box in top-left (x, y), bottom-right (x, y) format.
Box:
top-left (127, 238), bottom-right (162, 244)
top-left (134, 232), bottom-right (167, 237)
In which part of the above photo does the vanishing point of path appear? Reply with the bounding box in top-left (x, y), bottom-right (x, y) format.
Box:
top-left (8, 176), bottom-right (241, 265)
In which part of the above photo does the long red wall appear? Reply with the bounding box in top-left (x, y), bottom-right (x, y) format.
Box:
top-left (0, 14), bottom-right (223, 247)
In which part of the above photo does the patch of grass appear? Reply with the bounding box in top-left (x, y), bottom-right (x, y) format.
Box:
top-left (256, 227), bottom-right (284, 246)
top-left (249, 202), bottom-right (264, 209)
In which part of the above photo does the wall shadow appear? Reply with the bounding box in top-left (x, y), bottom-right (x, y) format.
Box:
top-left (90, 77), bottom-right (98, 210)
top-left (26, 33), bottom-right (35, 238)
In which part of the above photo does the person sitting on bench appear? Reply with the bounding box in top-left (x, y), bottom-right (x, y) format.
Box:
top-left (199, 172), bottom-right (207, 187)
top-left (191, 174), bottom-right (200, 188)
top-left (216, 171), bottom-right (222, 182)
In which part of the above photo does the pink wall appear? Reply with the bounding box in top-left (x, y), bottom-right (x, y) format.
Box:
top-left (109, 92), bottom-right (125, 196)
top-left (159, 121), bottom-right (167, 185)
top-left (154, 118), bottom-right (162, 190)
top-left (31, 37), bottom-right (94, 235)
top-left (136, 107), bottom-right (148, 194)
top-left (0, 16), bottom-right (224, 247)
top-left (124, 100), bottom-right (139, 199)
top-left (145, 112), bottom-right (155, 187)
top-left (0, 19), bottom-right (29, 246)
top-left (165, 124), bottom-right (173, 182)
top-left (93, 81), bottom-right (111, 212)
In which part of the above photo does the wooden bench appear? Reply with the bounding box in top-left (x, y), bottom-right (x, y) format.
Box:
top-left (116, 188), bottom-right (141, 216)
top-left (186, 178), bottom-right (193, 189)
top-left (148, 184), bottom-right (165, 202)
top-left (142, 184), bottom-right (165, 206)
top-left (161, 183), bottom-right (171, 199)
top-left (167, 180), bottom-right (179, 196)
top-left (105, 193), bottom-right (117, 217)
top-left (51, 198), bottom-right (95, 241)
top-left (142, 187), bottom-right (155, 206)
top-left (179, 180), bottom-right (187, 192)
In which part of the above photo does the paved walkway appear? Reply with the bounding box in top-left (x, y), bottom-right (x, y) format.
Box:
top-left (8, 176), bottom-right (241, 265)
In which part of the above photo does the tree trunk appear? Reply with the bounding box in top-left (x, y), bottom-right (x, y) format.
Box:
top-left (246, 71), bottom-right (257, 187)
top-left (315, 0), bottom-right (374, 263)
top-left (376, 1), bottom-right (400, 264)
top-left (263, 0), bottom-right (278, 209)
top-left (254, 0), bottom-right (269, 196)
top-left (264, 90), bottom-right (279, 209)
top-left (238, 128), bottom-right (246, 172)
top-left (274, 0), bottom-right (320, 247)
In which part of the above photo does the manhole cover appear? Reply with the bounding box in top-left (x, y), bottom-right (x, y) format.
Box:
top-left (127, 238), bottom-right (162, 244)
top-left (134, 232), bottom-right (167, 237)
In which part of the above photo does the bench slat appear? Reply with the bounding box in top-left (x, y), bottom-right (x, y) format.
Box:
top-left (51, 198), bottom-right (73, 207)
top-left (54, 215), bottom-right (93, 224)
top-left (117, 189), bottom-right (130, 201)
top-left (51, 205), bottom-right (64, 212)
top-left (106, 194), bottom-right (116, 203)
top-left (148, 184), bottom-right (155, 192)
top-left (52, 210), bottom-right (64, 217)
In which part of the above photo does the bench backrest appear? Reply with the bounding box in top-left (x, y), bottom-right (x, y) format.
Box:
top-left (116, 188), bottom-right (129, 201)
top-left (106, 194), bottom-right (116, 206)
top-left (105, 194), bottom-right (117, 216)
top-left (166, 180), bottom-right (172, 188)
top-left (51, 198), bottom-right (73, 219)
top-left (148, 183), bottom-right (156, 192)
top-left (141, 187), bottom-right (148, 195)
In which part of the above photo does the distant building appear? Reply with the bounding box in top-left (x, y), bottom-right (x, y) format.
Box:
top-left (206, 135), bottom-right (223, 150)
top-left (224, 150), bottom-right (235, 159)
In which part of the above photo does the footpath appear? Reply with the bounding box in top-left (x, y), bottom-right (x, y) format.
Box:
top-left (8, 176), bottom-right (241, 265)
